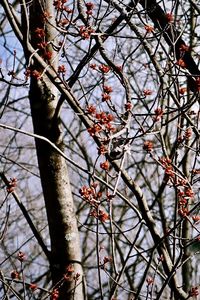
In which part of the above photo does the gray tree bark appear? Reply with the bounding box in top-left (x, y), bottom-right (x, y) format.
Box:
top-left (27, 1), bottom-right (85, 299)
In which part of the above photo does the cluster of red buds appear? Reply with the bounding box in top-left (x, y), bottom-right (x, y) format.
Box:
top-left (143, 89), bottom-right (152, 96)
top-left (58, 64), bottom-right (66, 74)
top-left (87, 111), bottom-right (115, 136)
top-left (176, 58), bottom-right (186, 68)
top-left (86, 2), bottom-right (94, 16)
top-left (79, 26), bottom-right (94, 39)
top-left (189, 286), bottom-right (199, 297)
top-left (79, 183), bottom-right (102, 208)
top-left (177, 127), bottom-right (193, 144)
top-left (143, 141), bottom-right (153, 152)
top-left (34, 27), bottom-right (52, 62)
top-left (124, 102), bottom-right (133, 111)
top-left (146, 277), bottom-right (154, 286)
top-left (29, 283), bottom-right (37, 291)
top-left (63, 264), bottom-right (75, 281)
top-left (99, 64), bottom-right (110, 74)
top-left (177, 187), bottom-right (194, 218)
top-left (179, 43), bottom-right (190, 56)
top-left (89, 63), bottom-right (112, 74)
top-left (17, 251), bottom-right (26, 262)
top-left (24, 68), bottom-right (41, 80)
top-left (53, 0), bottom-right (72, 12)
top-left (153, 107), bottom-right (164, 122)
top-left (100, 160), bottom-right (109, 171)
top-left (98, 144), bottom-right (108, 156)
top-left (165, 13), bottom-right (174, 23)
top-left (179, 87), bottom-right (187, 95)
top-left (100, 256), bottom-right (112, 269)
top-left (11, 270), bottom-right (20, 279)
top-left (102, 85), bottom-right (113, 102)
top-left (159, 157), bottom-right (176, 183)
top-left (7, 177), bottom-right (17, 193)
top-left (184, 128), bottom-right (192, 140)
top-left (144, 24), bottom-right (154, 33)
top-left (90, 208), bottom-right (109, 222)
top-left (51, 289), bottom-right (59, 300)
top-left (79, 184), bottom-right (109, 222)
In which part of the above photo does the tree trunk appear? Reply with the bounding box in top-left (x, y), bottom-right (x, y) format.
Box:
top-left (27, 1), bottom-right (85, 299)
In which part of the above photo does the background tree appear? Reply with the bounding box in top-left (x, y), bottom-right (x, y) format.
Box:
top-left (0, 1), bottom-right (200, 299)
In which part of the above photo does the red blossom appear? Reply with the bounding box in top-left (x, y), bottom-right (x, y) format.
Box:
top-left (153, 107), bottom-right (163, 122)
top-left (88, 124), bottom-right (102, 136)
top-left (116, 65), bottom-right (122, 72)
top-left (99, 64), bottom-right (110, 73)
top-left (189, 287), bottom-right (199, 297)
top-left (79, 184), bottom-right (101, 207)
top-left (11, 270), bottom-right (19, 279)
top-left (179, 44), bottom-right (189, 52)
top-left (103, 256), bottom-right (112, 264)
top-left (106, 113), bottom-right (115, 122)
top-left (58, 65), bottom-right (66, 73)
top-left (105, 122), bottom-right (116, 132)
top-left (178, 207), bottom-right (189, 218)
top-left (64, 6), bottom-right (72, 13)
top-left (17, 251), bottom-right (25, 262)
top-left (98, 144), bottom-right (108, 155)
top-left (145, 24), bottom-right (154, 33)
top-left (24, 68), bottom-right (31, 79)
top-left (35, 27), bottom-right (45, 39)
top-left (66, 264), bottom-right (74, 274)
top-left (184, 128), bottom-right (192, 140)
top-left (102, 93), bottom-right (111, 101)
top-left (43, 10), bottom-right (52, 20)
top-left (165, 166), bottom-right (175, 178)
top-left (86, 9), bottom-right (93, 15)
top-left (125, 102), bottom-right (133, 111)
top-left (159, 157), bottom-right (172, 168)
top-left (29, 283), bottom-right (37, 291)
top-left (32, 70), bottom-right (41, 80)
top-left (37, 41), bottom-right (48, 49)
top-left (53, 0), bottom-right (67, 10)
top-left (176, 59), bottom-right (186, 68)
top-left (43, 50), bottom-right (52, 61)
top-left (96, 112), bottom-right (115, 124)
top-left (98, 209), bottom-right (109, 222)
top-left (79, 26), bottom-right (94, 39)
top-left (103, 85), bottom-right (113, 93)
top-left (143, 141), bottom-right (153, 152)
top-left (166, 13), bottom-right (174, 22)
top-left (179, 87), bottom-right (187, 95)
top-left (185, 188), bottom-right (194, 198)
top-left (59, 19), bottom-right (69, 26)
top-left (86, 104), bottom-right (96, 115)
top-left (51, 289), bottom-right (59, 300)
top-left (146, 277), bottom-right (154, 285)
top-left (100, 160), bottom-right (109, 170)
top-left (86, 2), bottom-right (94, 10)
top-left (89, 63), bottom-right (97, 69)
top-left (178, 197), bottom-right (187, 206)
top-left (143, 89), bottom-right (152, 96)
top-left (7, 177), bottom-right (17, 193)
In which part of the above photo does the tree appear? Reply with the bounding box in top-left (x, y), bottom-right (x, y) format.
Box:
top-left (0, 1), bottom-right (200, 299)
